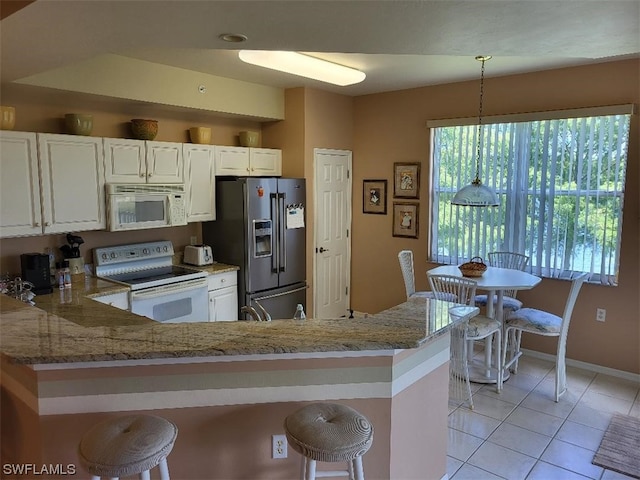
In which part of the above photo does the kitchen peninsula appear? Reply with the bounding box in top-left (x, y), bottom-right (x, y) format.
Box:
top-left (1, 290), bottom-right (475, 480)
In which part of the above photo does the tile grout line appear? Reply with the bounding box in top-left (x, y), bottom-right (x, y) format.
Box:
top-left (449, 360), bottom-right (615, 480)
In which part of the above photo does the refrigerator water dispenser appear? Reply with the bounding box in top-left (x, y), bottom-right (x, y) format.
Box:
top-left (253, 220), bottom-right (272, 258)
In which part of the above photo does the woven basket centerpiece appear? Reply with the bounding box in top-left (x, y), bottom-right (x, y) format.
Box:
top-left (459, 256), bottom-right (487, 277)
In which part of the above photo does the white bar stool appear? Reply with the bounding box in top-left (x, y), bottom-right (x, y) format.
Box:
top-left (284, 403), bottom-right (374, 480)
top-left (78, 414), bottom-right (178, 480)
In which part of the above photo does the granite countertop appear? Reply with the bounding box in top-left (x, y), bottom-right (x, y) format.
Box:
top-left (178, 262), bottom-right (239, 275)
top-left (0, 273), bottom-right (475, 365)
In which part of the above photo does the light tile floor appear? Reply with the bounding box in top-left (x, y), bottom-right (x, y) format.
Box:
top-left (448, 355), bottom-right (640, 480)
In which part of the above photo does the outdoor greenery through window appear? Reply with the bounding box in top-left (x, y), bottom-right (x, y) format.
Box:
top-left (430, 108), bottom-right (632, 285)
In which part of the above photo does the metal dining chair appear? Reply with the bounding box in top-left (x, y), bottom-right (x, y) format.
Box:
top-left (502, 273), bottom-right (589, 402)
top-left (475, 252), bottom-right (530, 312)
top-left (398, 250), bottom-right (435, 300)
top-left (428, 274), bottom-right (503, 400)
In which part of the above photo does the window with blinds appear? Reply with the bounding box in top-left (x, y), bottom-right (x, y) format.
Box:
top-left (429, 109), bottom-right (632, 285)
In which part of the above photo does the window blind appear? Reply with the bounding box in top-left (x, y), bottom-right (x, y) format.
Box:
top-left (430, 111), bottom-right (632, 285)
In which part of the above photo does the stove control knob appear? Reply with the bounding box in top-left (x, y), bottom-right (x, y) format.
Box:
top-left (142, 248), bottom-right (149, 255)
top-left (156, 247), bottom-right (161, 253)
top-left (101, 253), bottom-right (108, 260)
top-left (110, 252), bottom-right (117, 259)
top-left (163, 246), bottom-right (168, 252)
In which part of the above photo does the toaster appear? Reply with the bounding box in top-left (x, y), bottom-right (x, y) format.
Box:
top-left (183, 245), bottom-right (213, 266)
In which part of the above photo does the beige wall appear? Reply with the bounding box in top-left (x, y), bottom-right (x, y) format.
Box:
top-left (1, 60), bottom-right (637, 374)
top-left (263, 87), bottom-right (354, 314)
top-left (351, 59), bottom-right (639, 374)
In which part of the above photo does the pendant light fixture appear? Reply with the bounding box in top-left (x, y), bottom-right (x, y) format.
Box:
top-left (451, 55), bottom-right (500, 207)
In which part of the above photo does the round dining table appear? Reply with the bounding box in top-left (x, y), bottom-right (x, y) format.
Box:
top-left (427, 264), bottom-right (542, 384)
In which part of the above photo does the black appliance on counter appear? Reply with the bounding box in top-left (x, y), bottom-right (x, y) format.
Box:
top-left (202, 177), bottom-right (307, 320)
top-left (20, 253), bottom-right (53, 295)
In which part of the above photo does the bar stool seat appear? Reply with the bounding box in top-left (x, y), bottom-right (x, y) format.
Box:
top-left (284, 403), bottom-right (373, 480)
top-left (78, 414), bottom-right (178, 480)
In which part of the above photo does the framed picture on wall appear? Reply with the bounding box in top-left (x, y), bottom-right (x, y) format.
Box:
top-left (363, 179), bottom-right (387, 214)
top-left (392, 202), bottom-right (419, 238)
top-left (393, 162), bottom-right (421, 199)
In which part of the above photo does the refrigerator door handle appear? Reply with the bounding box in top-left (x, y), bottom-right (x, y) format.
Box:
top-left (270, 193), bottom-right (279, 273)
top-left (254, 284), bottom-right (308, 301)
top-left (279, 192), bottom-right (286, 272)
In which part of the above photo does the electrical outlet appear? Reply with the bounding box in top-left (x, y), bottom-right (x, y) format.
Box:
top-left (190, 236), bottom-right (197, 245)
top-left (596, 308), bottom-right (606, 322)
top-left (272, 434), bottom-right (287, 459)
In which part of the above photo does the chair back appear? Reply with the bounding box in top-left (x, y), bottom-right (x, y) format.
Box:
top-left (428, 274), bottom-right (477, 306)
top-left (488, 252), bottom-right (530, 297)
top-left (398, 250), bottom-right (416, 300)
top-left (488, 251), bottom-right (529, 270)
top-left (559, 273), bottom-right (589, 337)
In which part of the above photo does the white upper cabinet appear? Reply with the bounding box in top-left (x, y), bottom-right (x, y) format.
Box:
top-left (1, 132), bottom-right (105, 237)
top-left (250, 148), bottom-right (282, 176)
top-left (183, 143), bottom-right (216, 222)
top-left (0, 131), bottom-right (43, 237)
top-left (104, 138), bottom-right (183, 184)
top-left (215, 146), bottom-right (281, 177)
top-left (146, 141), bottom-right (184, 183)
top-left (38, 133), bottom-right (106, 234)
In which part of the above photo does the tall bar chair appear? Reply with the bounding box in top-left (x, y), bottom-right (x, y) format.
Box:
top-left (284, 402), bottom-right (373, 480)
top-left (78, 414), bottom-right (178, 480)
top-left (428, 274), bottom-right (503, 400)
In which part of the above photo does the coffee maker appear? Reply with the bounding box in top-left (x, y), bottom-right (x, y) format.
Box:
top-left (20, 253), bottom-right (53, 295)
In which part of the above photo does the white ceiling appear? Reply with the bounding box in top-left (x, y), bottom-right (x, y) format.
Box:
top-left (2, 0), bottom-right (639, 97)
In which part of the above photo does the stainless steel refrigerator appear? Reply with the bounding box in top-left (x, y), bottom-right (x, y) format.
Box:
top-left (202, 177), bottom-right (307, 320)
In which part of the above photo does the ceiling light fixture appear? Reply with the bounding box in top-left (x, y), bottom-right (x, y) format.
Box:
top-left (238, 50), bottom-right (366, 86)
top-left (219, 33), bottom-right (248, 43)
top-left (451, 55), bottom-right (500, 207)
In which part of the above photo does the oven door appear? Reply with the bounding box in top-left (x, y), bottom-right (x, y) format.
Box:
top-left (131, 278), bottom-right (209, 323)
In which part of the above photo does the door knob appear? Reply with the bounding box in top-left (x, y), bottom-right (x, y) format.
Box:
top-left (319, 247), bottom-right (329, 253)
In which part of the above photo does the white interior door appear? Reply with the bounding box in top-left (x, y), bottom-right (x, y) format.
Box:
top-left (314, 148), bottom-right (352, 319)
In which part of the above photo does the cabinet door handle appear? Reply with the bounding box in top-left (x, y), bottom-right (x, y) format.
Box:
top-left (139, 173), bottom-right (145, 177)
top-left (148, 172), bottom-right (153, 177)
top-left (34, 222), bottom-right (40, 227)
top-left (44, 222), bottom-right (50, 226)
top-left (220, 279), bottom-right (225, 283)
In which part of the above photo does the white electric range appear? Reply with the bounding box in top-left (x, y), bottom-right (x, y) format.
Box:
top-left (94, 241), bottom-right (209, 323)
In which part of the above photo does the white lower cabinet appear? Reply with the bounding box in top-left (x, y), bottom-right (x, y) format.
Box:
top-left (208, 271), bottom-right (238, 321)
top-left (93, 291), bottom-right (129, 310)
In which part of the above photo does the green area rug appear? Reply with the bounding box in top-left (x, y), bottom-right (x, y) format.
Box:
top-left (592, 413), bottom-right (640, 479)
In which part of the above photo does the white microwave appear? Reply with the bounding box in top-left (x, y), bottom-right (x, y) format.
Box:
top-left (106, 183), bottom-right (188, 232)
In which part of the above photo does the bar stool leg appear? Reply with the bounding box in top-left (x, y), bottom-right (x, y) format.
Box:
top-left (139, 470), bottom-right (150, 480)
top-left (306, 459), bottom-right (317, 480)
top-left (353, 456), bottom-right (364, 480)
top-left (347, 459), bottom-right (354, 480)
top-left (299, 457), bottom-right (307, 480)
top-left (158, 458), bottom-right (170, 480)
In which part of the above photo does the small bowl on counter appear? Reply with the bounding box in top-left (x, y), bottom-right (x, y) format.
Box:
top-left (189, 127), bottom-right (212, 144)
top-left (131, 119), bottom-right (158, 140)
top-left (65, 114), bottom-right (93, 135)
top-left (239, 130), bottom-right (259, 147)
top-left (1, 106), bottom-right (16, 130)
